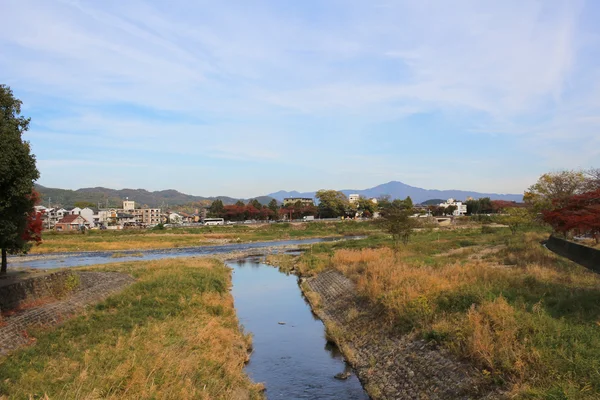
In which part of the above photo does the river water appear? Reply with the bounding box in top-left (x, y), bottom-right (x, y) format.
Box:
top-left (228, 256), bottom-right (369, 400)
top-left (8, 237), bottom-right (354, 269)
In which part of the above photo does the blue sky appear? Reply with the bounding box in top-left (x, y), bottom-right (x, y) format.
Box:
top-left (2, 0), bottom-right (599, 198)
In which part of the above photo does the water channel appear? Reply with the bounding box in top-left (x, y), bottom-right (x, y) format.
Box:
top-left (228, 256), bottom-right (369, 399)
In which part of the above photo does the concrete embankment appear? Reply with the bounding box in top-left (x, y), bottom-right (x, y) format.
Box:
top-left (302, 269), bottom-right (502, 400)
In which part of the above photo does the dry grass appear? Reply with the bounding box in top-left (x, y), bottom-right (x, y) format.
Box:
top-left (0, 258), bottom-right (264, 400)
top-left (329, 232), bottom-right (600, 398)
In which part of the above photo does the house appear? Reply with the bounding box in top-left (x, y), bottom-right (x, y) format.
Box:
top-left (55, 214), bottom-right (91, 232)
top-left (283, 198), bottom-right (314, 207)
top-left (438, 198), bottom-right (467, 216)
top-left (348, 194), bottom-right (360, 204)
top-left (169, 213), bottom-right (182, 224)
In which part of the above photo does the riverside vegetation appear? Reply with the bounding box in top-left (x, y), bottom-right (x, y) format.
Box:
top-left (0, 258), bottom-right (264, 399)
top-left (27, 221), bottom-right (379, 254)
top-left (269, 225), bottom-right (600, 399)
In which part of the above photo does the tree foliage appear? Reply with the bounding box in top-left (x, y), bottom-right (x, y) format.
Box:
top-left (315, 190), bottom-right (348, 218)
top-left (1, 85), bottom-right (40, 273)
top-left (378, 197), bottom-right (415, 251)
top-left (208, 199), bottom-right (224, 217)
top-left (524, 170), bottom-right (589, 213)
top-left (542, 189), bottom-right (600, 243)
top-left (497, 207), bottom-right (533, 234)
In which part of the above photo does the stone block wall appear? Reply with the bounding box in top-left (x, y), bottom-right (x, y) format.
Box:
top-left (0, 270), bottom-right (77, 313)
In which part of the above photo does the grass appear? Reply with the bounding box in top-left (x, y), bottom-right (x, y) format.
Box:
top-left (31, 221), bottom-right (379, 254)
top-left (0, 258), bottom-right (264, 400)
top-left (309, 229), bottom-right (600, 398)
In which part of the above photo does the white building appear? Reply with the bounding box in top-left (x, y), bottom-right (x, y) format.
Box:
top-left (349, 194), bottom-right (360, 204)
top-left (439, 198), bottom-right (467, 216)
top-left (123, 199), bottom-right (135, 212)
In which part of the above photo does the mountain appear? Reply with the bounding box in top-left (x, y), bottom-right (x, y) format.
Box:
top-left (34, 184), bottom-right (275, 208)
top-left (266, 181), bottom-right (523, 204)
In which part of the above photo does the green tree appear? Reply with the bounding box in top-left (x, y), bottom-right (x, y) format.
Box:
top-left (0, 85), bottom-right (40, 274)
top-left (74, 201), bottom-right (96, 209)
top-left (357, 197), bottom-right (375, 215)
top-left (378, 200), bottom-right (415, 252)
top-left (208, 199), bottom-right (224, 217)
top-left (497, 207), bottom-right (532, 235)
top-left (315, 190), bottom-right (348, 218)
top-left (248, 199), bottom-right (263, 210)
top-left (267, 199), bottom-right (279, 217)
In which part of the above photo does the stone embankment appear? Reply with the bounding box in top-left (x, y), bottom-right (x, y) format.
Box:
top-left (0, 271), bottom-right (134, 355)
top-left (304, 269), bottom-right (502, 400)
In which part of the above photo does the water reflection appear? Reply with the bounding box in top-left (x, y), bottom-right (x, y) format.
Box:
top-left (228, 258), bottom-right (369, 400)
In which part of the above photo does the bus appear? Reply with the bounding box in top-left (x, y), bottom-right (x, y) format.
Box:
top-left (203, 218), bottom-right (225, 226)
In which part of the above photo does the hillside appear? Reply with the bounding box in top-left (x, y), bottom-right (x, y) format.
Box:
top-left (34, 184), bottom-right (274, 208)
top-left (266, 181), bottom-right (523, 204)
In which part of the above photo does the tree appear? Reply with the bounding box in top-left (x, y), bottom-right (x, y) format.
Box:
top-left (585, 168), bottom-right (600, 192)
top-left (497, 207), bottom-right (532, 234)
top-left (0, 85), bottom-right (40, 274)
top-left (524, 170), bottom-right (589, 213)
top-left (267, 199), bottom-right (279, 217)
top-left (74, 201), bottom-right (96, 209)
top-left (248, 199), bottom-right (263, 210)
top-left (357, 197), bottom-right (375, 215)
top-left (208, 199), bottom-right (224, 217)
top-left (378, 200), bottom-right (415, 252)
top-left (445, 205), bottom-right (457, 216)
top-left (542, 189), bottom-right (600, 243)
top-left (315, 190), bottom-right (348, 218)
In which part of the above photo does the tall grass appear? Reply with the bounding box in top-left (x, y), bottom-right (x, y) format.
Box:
top-left (0, 258), bottom-right (264, 400)
top-left (328, 231), bottom-right (600, 398)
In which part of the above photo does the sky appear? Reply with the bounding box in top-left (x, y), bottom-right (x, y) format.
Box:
top-left (2, 0), bottom-right (599, 198)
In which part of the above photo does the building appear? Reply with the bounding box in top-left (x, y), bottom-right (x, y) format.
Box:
top-left (439, 198), bottom-right (467, 216)
top-left (123, 199), bottom-right (135, 212)
top-left (348, 194), bottom-right (360, 204)
top-left (283, 198), bottom-right (314, 207)
top-left (55, 214), bottom-right (91, 232)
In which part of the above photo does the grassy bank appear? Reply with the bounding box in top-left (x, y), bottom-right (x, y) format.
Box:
top-left (0, 258), bottom-right (264, 399)
top-left (284, 227), bottom-right (600, 398)
top-left (30, 221), bottom-right (378, 254)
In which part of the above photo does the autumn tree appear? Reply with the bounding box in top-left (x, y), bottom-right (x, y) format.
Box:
top-left (542, 189), bottom-right (600, 243)
top-left (585, 168), bottom-right (600, 192)
top-left (0, 85), bottom-right (40, 274)
top-left (248, 199), bottom-right (263, 210)
top-left (525, 170), bottom-right (589, 213)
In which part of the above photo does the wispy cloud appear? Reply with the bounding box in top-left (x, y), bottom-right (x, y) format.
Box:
top-left (2, 0), bottom-right (599, 197)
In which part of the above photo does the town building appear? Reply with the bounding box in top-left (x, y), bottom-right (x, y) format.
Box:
top-left (283, 198), bottom-right (314, 207)
top-left (55, 214), bottom-right (91, 232)
top-left (438, 198), bottom-right (467, 216)
top-left (348, 194), bottom-right (360, 204)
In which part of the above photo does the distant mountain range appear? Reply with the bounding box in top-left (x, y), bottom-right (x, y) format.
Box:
top-left (34, 184), bottom-right (274, 209)
top-left (267, 181), bottom-right (523, 204)
top-left (34, 180), bottom-right (523, 209)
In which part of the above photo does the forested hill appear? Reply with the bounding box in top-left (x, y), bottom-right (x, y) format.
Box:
top-left (34, 184), bottom-right (274, 208)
